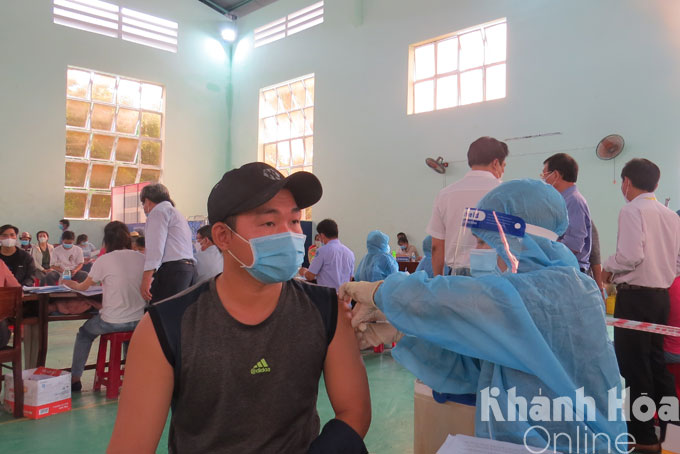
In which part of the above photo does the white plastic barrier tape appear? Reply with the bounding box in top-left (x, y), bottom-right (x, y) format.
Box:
top-left (606, 317), bottom-right (680, 337)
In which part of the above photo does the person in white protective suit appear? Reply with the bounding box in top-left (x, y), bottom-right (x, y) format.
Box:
top-left (341, 179), bottom-right (627, 453)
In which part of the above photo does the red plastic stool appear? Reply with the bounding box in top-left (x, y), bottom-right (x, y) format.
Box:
top-left (94, 331), bottom-right (134, 399)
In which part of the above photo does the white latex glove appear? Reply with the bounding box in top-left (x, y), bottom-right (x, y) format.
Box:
top-left (338, 280), bottom-right (382, 307)
top-left (356, 323), bottom-right (404, 349)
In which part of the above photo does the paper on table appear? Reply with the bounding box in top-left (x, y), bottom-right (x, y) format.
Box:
top-left (73, 286), bottom-right (103, 296)
top-left (22, 285), bottom-right (72, 293)
top-left (437, 434), bottom-right (563, 454)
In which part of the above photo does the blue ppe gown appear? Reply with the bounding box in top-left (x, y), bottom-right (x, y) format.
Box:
top-left (374, 180), bottom-right (627, 453)
top-left (355, 230), bottom-right (399, 282)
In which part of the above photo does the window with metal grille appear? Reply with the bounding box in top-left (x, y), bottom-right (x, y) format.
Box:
top-left (258, 75), bottom-right (315, 220)
top-left (53, 0), bottom-right (178, 53)
top-left (408, 19), bottom-right (507, 115)
top-left (64, 67), bottom-right (164, 219)
top-left (254, 1), bottom-right (323, 48)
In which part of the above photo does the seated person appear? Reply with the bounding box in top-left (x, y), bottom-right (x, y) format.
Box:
top-left (63, 221), bottom-right (145, 392)
top-left (132, 236), bottom-right (145, 253)
top-left (395, 232), bottom-right (419, 259)
top-left (45, 231), bottom-right (88, 285)
top-left (342, 179), bottom-right (626, 452)
top-left (414, 235), bottom-right (434, 278)
top-left (0, 224), bottom-right (37, 286)
top-left (30, 230), bottom-right (54, 283)
top-left (108, 162), bottom-right (370, 454)
top-left (193, 225), bottom-right (223, 282)
top-left (19, 231), bottom-right (32, 253)
top-left (307, 234), bottom-right (322, 263)
top-left (0, 260), bottom-right (20, 349)
top-left (76, 234), bottom-right (98, 273)
top-left (355, 230), bottom-right (398, 282)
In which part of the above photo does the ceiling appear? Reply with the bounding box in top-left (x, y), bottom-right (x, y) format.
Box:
top-left (198, 0), bottom-right (280, 18)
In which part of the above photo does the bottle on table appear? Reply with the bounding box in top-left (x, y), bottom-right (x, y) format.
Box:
top-left (411, 252), bottom-right (416, 262)
top-left (60, 269), bottom-right (71, 285)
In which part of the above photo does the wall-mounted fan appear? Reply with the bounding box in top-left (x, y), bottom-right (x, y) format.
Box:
top-left (426, 156), bottom-right (449, 174)
top-left (596, 134), bottom-right (625, 160)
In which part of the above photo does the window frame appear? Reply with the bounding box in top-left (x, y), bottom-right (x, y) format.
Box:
top-left (64, 66), bottom-right (165, 220)
top-left (407, 18), bottom-right (507, 115)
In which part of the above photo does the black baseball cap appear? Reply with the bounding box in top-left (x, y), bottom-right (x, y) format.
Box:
top-left (207, 162), bottom-right (323, 224)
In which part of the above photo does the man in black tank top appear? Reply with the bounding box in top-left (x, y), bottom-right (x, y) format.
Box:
top-left (108, 163), bottom-right (371, 454)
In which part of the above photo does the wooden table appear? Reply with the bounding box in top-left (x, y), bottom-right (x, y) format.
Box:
top-left (398, 261), bottom-right (420, 273)
top-left (22, 291), bottom-right (96, 368)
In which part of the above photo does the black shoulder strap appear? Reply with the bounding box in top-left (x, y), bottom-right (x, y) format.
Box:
top-left (291, 280), bottom-right (338, 345)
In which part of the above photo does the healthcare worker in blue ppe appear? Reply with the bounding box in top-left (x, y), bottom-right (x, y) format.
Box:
top-left (341, 179), bottom-right (627, 454)
top-left (414, 235), bottom-right (434, 277)
top-left (355, 230), bottom-right (399, 282)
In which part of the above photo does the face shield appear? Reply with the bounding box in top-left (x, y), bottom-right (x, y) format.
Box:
top-left (455, 208), bottom-right (527, 276)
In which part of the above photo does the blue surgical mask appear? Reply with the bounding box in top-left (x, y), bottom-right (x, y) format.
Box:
top-left (20, 239), bottom-right (30, 246)
top-left (228, 229), bottom-right (306, 284)
top-left (469, 249), bottom-right (499, 277)
top-left (59, 224), bottom-right (64, 231)
top-left (63, 243), bottom-right (73, 249)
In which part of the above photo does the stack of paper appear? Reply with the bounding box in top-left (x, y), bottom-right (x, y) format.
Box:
top-left (437, 434), bottom-right (563, 454)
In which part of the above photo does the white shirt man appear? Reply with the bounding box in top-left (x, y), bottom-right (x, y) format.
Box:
top-left (426, 137), bottom-right (508, 275)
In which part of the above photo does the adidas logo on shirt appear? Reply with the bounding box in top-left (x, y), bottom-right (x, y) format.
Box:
top-left (250, 358), bottom-right (271, 375)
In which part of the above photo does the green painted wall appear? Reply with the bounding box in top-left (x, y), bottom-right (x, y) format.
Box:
top-left (228, 0), bottom-right (680, 259)
top-left (0, 0), bottom-right (231, 245)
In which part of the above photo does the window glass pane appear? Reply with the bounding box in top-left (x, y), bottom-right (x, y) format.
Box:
top-left (264, 143), bottom-right (277, 167)
top-left (291, 81), bottom-right (306, 109)
top-left (91, 104), bottom-right (115, 131)
top-left (277, 85), bottom-right (292, 113)
top-left (92, 74), bottom-right (115, 103)
top-left (118, 79), bottom-right (141, 108)
top-left (436, 75), bottom-right (458, 110)
top-left (66, 131), bottom-right (89, 157)
top-left (486, 64), bottom-right (506, 100)
top-left (304, 137), bottom-right (313, 165)
top-left (290, 110), bottom-right (305, 138)
top-left (414, 43), bottom-right (435, 80)
top-left (116, 108), bottom-right (139, 134)
top-left (140, 169), bottom-right (161, 183)
top-left (261, 90), bottom-right (277, 118)
top-left (141, 84), bottom-right (163, 111)
top-left (65, 162), bottom-right (89, 187)
top-left (279, 168), bottom-right (289, 177)
top-left (276, 114), bottom-right (291, 141)
top-left (64, 192), bottom-right (88, 218)
top-left (291, 138), bottom-right (305, 165)
top-left (140, 140), bottom-right (161, 165)
top-left (67, 69), bottom-right (90, 99)
top-left (437, 37), bottom-right (458, 74)
top-left (90, 164), bottom-right (114, 189)
top-left (91, 134), bottom-right (115, 160)
top-left (304, 78), bottom-right (315, 106)
top-left (460, 69), bottom-right (483, 105)
top-left (114, 166), bottom-right (138, 186)
top-left (414, 80), bottom-right (435, 113)
top-left (304, 107), bottom-right (314, 135)
top-left (459, 30), bottom-right (484, 71)
top-left (89, 194), bottom-right (111, 218)
top-left (141, 112), bottom-right (161, 138)
top-left (485, 23), bottom-right (507, 65)
top-left (277, 141), bottom-right (291, 167)
top-left (66, 100), bottom-right (90, 127)
top-left (116, 137), bottom-right (138, 162)
top-left (262, 117), bottom-right (277, 143)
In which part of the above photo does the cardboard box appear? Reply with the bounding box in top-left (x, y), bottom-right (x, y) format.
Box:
top-left (414, 380), bottom-right (476, 454)
top-left (663, 423), bottom-right (680, 454)
top-left (3, 367), bottom-right (71, 419)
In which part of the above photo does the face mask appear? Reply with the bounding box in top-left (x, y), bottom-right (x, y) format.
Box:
top-left (228, 229), bottom-right (306, 284)
top-left (20, 239), bottom-right (30, 246)
top-left (63, 243), bottom-right (73, 249)
top-left (541, 171), bottom-right (555, 184)
top-left (469, 249), bottom-right (499, 277)
top-left (58, 224), bottom-right (64, 231)
top-left (622, 180), bottom-right (630, 203)
top-left (194, 241), bottom-right (202, 253)
top-left (314, 241), bottom-right (322, 248)
top-left (1, 238), bottom-right (16, 248)
top-left (400, 245), bottom-right (406, 251)
top-left (39, 237), bottom-right (48, 243)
